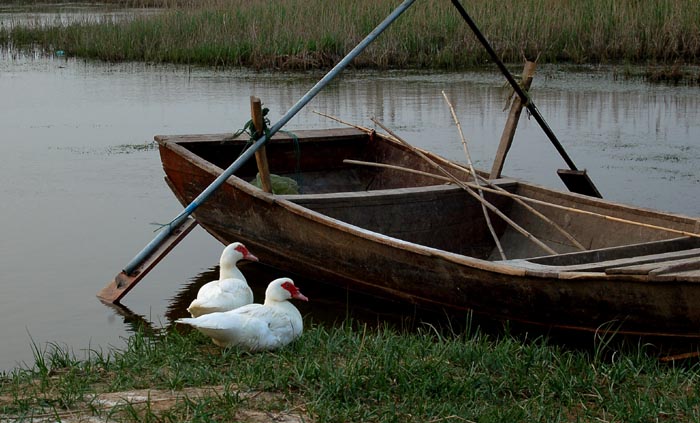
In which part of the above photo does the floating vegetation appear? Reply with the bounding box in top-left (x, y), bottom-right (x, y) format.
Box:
top-left (106, 142), bottom-right (158, 154)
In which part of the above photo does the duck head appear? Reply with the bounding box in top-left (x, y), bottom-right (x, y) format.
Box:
top-left (266, 277), bottom-right (309, 303)
top-left (220, 242), bottom-right (259, 268)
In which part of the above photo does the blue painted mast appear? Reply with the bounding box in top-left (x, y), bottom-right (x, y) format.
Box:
top-left (122, 0), bottom-right (417, 276)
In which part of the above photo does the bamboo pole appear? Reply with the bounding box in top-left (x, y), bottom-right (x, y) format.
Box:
top-left (313, 110), bottom-right (373, 132)
top-left (441, 90), bottom-right (506, 259)
top-left (371, 117), bottom-right (558, 256)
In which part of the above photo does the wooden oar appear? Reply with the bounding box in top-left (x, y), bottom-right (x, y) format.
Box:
top-left (371, 117), bottom-right (558, 256)
top-left (441, 90), bottom-right (506, 259)
top-left (450, 0), bottom-right (602, 198)
top-left (97, 0), bottom-right (418, 304)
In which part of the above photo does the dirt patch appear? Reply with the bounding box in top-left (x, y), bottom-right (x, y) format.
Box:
top-left (1, 385), bottom-right (308, 423)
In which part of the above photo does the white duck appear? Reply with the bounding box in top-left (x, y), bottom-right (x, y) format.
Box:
top-left (177, 277), bottom-right (308, 352)
top-left (187, 242), bottom-right (259, 318)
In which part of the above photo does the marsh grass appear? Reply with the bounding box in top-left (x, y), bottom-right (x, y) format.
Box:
top-left (2, 321), bottom-right (700, 422)
top-left (1, 0), bottom-right (699, 70)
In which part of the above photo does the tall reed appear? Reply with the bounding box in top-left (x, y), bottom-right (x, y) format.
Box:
top-left (1, 0), bottom-right (699, 68)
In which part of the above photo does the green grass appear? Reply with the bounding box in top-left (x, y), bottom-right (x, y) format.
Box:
top-left (1, 0), bottom-right (699, 70)
top-left (2, 321), bottom-right (700, 422)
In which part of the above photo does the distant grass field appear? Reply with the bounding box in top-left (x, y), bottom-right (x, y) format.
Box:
top-left (1, 0), bottom-right (699, 71)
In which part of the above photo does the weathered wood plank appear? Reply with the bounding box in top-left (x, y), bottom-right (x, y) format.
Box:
top-left (551, 247), bottom-right (700, 273)
top-left (650, 257), bottom-right (700, 275)
top-left (251, 96), bottom-right (273, 193)
top-left (490, 61), bottom-right (537, 179)
top-left (651, 269), bottom-right (700, 282)
top-left (528, 237), bottom-right (700, 266)
top-left (605, 255), bottom-right (700, 275)
top-left (155, 127), bottom-right (367, 144)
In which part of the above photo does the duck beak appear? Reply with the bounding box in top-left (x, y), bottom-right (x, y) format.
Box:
top-left (245, 252), bottom-right (259, 262)
top-left (294, 292), bottom-right (309, 302)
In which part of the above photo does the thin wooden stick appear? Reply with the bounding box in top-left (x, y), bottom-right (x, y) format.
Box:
top-left (313, 110), bottom-right (373, 132)
top-left (371, 117), bottom-right (558, 256)
top-left (441, 90), bottom-right (506, 259)
top-left (343, 159), bottom-right (454, 182)
top-left (320, 109), bottom-right (583, 248)
top-left (317, 111), bottom-right (700, 241)
top-left (345, 158), bottom-right (587, 250)
top-left (431, 156), bottom-right (700, 239)
top-left (436, 152), bottom-right (586, 250)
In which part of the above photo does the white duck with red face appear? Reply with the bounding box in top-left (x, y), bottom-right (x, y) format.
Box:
top-left (177, 277), bottom-right (308, 352)
top-left (187, 242), bottom-right (259, 317)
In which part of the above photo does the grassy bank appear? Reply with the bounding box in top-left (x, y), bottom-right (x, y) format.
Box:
top-left (1, 322), bottom-right (700, 422)
top-left (1, 0), bottom-right (699, 70)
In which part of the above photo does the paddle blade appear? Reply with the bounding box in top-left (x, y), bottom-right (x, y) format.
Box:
top-left (557, 169), bottom-right (602, 198)
top-left (97, 217), bottom-right (198, 304)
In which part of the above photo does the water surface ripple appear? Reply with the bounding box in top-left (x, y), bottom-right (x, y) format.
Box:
top-left (1, 53), bottom-right (698, 371)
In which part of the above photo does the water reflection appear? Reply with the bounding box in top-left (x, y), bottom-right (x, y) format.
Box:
top-left (104, 261), bottom-right (700, 359)
top-left (100, 301), bottom-right (161, 337)
top-left (163, 262), bottom-right (439, 331)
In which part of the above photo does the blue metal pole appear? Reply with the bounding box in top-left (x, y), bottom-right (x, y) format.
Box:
top-left (123, 0), bottom-right (417, 275)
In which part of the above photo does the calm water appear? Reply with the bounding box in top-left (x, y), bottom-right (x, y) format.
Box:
top-left (1, 52), bottom-right (698, 371)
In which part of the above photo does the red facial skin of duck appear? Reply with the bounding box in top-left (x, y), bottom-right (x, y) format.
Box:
top-left (282, 281), bottom-right (309, 301)
top-left (235, 244), bottom-right (259, 262)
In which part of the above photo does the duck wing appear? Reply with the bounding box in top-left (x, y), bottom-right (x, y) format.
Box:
top-left (187, 278), bottom-right (253, 317)
top-left (177, 305), bottom-right (298, 351)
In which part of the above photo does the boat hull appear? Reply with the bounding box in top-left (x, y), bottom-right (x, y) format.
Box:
top-left (157, 128), bottom-right (700, 338)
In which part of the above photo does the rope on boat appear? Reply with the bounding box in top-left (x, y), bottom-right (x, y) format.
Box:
top-left (218, 105), bottom-right (305, 192)
top-left (153, 106), bottom-right (309, 232)
top-left (227, 106), bottom-right (273, 143)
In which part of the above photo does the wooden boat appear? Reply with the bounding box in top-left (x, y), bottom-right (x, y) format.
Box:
top-left (156, 127), bottom-right (700, 338)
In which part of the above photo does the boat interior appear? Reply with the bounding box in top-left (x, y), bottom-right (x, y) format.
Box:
top-left (172, 129), bottom-right (700, 270)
